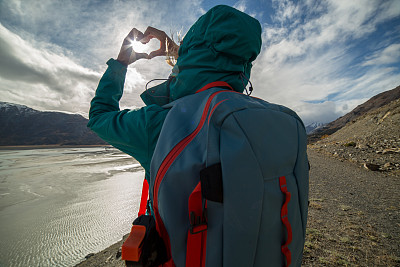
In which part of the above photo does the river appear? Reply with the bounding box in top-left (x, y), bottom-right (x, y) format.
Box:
top-left (0, 147), bottom-right (143, 267)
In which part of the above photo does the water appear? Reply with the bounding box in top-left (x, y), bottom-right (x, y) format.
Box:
top-left (0, 147), bottom-right (144, 267)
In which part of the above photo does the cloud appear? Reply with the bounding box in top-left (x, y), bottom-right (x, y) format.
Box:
top-left (0, 23), bottom-right (101, 115)
top-left (0, 0), bottom-right (203, 68)
top-left (0, 0), bottom-right (206, 115)
top-left (294, 96), bottom-right (372, 126)
top-left (271, 0), bottom-right (300, 24)
top-left (251, 0), bottom-right (400, 124)
top-left (295, 101), bottom-right (340, 125)
top-left (234, 0), bottom-right (247, 12)
top-left (233, 0), bottom-right (264, 19)
top-left (0, 0), bottom-right (399, 126)
top-left (362, 43), bottom-right (400, 66)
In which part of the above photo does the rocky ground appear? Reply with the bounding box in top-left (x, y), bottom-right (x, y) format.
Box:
top-left (303, 149), bottom-right (399, 266)
top-left (75, 239), bottom-right (126, 267)
top-left (308, 99), bottom-right (400, 176)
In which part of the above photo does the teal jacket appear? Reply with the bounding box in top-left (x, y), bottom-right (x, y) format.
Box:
top-left (88, 5), bottom-right (262, 176)
top-left (87, 58), bottom-right (168, 175)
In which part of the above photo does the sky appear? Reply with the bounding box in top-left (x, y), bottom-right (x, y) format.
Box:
top-left (0, 0), bottom-right (399, 125)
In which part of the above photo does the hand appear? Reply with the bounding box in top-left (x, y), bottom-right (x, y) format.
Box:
top-left (139, 26), bottom-right (179, 59)
top-left (117, 28), bottom-right (149, 66)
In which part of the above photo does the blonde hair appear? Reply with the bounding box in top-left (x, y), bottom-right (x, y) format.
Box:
top-left (165, 30), bottom-right (183, 67)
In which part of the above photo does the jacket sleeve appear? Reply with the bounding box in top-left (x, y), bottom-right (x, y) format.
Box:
top-left (87, 59), bottom-right (168, 170)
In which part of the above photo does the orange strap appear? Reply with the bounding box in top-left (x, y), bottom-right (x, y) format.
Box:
top-left (138, 179), bottom-right (149, 217)
top-left (121, 225), bottom-right (146, 261)
top-left (279, 176), bottom-right (292, 267)
top-left (186, 182), bottom-right (207, 267)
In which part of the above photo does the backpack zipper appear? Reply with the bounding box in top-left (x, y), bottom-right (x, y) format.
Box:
top-left (152, 89), bottom-right (231, 259)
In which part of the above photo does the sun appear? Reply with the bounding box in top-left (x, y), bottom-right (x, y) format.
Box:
top-left (127, 39), bottom-right (149, 53)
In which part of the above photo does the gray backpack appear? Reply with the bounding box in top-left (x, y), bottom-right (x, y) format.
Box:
top-left (149, 82), bottom-right (309, 267)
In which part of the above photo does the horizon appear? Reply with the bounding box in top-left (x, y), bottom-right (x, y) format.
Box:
top-left (2, 83), bottom-right (399, 128)
top-left (0, 0), bottom-right (399, 126)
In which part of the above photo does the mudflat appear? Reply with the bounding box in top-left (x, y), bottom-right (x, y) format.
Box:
top-left (75, 149), bottom-right (400, 266)
top-left (0, 147), bottom-right (143, 266)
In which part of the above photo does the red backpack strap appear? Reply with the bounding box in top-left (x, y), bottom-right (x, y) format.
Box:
top-left (138, 179), bottom-right (149, 217)
top-left (159, 258), bottom-right (175, 267)
top-left (279, 176), bottom-right (293, 266)
top-left (196, 81), bottom-right (234, 94)
top-left (186, 182), bottom-right (207, 267)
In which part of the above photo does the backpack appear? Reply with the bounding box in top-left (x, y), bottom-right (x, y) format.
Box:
top-left (147, 82), bottom-right (309, 267)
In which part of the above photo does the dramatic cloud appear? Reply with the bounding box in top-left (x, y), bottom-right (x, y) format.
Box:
top-left (0, 0), bottom-right (399, 125)
top-left (0, 0), bottom-right (204, 113)
top-left (0, 24), bottom-right (100, 115)
top-left (251, 0), bottom-right (400, 124)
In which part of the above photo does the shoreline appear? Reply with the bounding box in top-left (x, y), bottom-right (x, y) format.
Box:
top-left (0, 144), bottom-right (111, 150)
top-left (74, 234), bottom-right (128, 267)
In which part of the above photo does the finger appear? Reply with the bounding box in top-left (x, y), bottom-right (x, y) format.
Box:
top-left (148, 49), bottom-right (166, 59)
top-left (127, 28), bottom-right (142, 39)
top-left (135, 52), bottom-right (149, 60)
top-left (122, 38), bottom-right (131, 46)
top-left (141, 26), bottom-right (167, 44)
top-left (139, 34), bottom-right (154, 44)
top-left (140, 27), bottom-right (154, 43)
top-left (135, 30), bottom-right (145, 42)
top-left (121, 29), bottom-right (136, 47)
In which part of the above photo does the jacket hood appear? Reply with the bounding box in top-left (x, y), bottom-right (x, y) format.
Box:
top-left (141, 5), bottom-right (262, 106)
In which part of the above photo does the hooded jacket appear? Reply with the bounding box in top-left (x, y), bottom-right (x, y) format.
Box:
top-left (88, 5), bottom-right (262, 176)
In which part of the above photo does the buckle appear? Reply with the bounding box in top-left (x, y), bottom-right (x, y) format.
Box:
top-left (189, 209), bottom-right (208, 234)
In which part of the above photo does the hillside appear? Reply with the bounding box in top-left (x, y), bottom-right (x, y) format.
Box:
top-left (309, 98), bottom-right (400, 175)
top-left (0, 102), bottom-right (107, 146)
top-left (308, 85), bottom-right (400, 143)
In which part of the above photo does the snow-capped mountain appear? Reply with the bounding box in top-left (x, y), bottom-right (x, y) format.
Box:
top-left (0, 102), bottom-right (106, 146)
top-left (0, 102), bottom-right (36, 114)
top-left (305, 122), bottom-right (326, 134)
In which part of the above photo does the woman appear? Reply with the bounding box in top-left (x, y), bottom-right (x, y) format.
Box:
top-left (88, 5), bottom-right (263, 266)
top-left (88, 5), bottom-right (261, 185)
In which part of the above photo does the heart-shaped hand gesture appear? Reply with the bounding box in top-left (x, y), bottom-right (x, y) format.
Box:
top-left (140, 27), bottom-right (179, 59)
top-left (117, 28), bottom-right (148, 66)
top-left (117, 27), bottom-right (179, 66)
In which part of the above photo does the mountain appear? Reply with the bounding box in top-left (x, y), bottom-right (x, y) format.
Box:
top-left (305, 122), bottom-right (326, 134)
top-left (308, 85), bottom-right (400, 143)
top-left (0, 102), bottom-right (107, 146)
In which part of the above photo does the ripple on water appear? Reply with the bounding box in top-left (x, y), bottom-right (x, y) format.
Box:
top-left (0, 148), bottom-right (143, 267)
